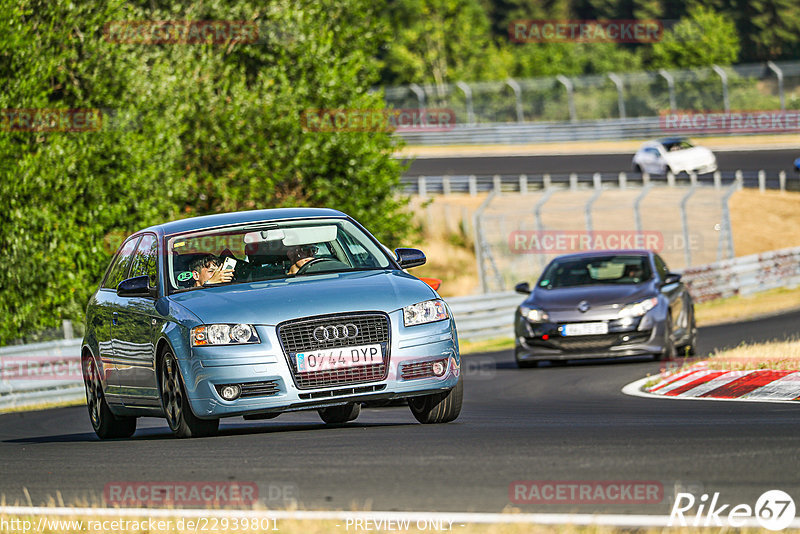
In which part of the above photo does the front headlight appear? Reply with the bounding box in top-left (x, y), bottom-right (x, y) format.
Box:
top-left (191, 324), bottom-right (260, 346)
top-left (519, 305), bottom-right (549, 323)
top-left (403, 299), bottom-right (448, 327)
top-left (618, 297), bottom-right (658, 319)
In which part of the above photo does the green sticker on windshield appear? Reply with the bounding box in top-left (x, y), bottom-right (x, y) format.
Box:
top-left (540, 279), bottom-right (549, 286)
top-left (177, 271), bottom-right (193, 282)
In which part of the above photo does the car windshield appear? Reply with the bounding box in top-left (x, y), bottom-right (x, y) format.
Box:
top-left (166, 218), bottom-right (393, 293)
top-left (538, 255), bottom-right (652, 289)
top-left (662, 139), bottom-right (693, 151)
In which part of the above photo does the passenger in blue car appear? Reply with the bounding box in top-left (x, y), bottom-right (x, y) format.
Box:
top-left (190, 254), bottom-right (234, 287)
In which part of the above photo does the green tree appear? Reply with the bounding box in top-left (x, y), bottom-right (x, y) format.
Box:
top-left (650, 6), bottom-right (740, 68)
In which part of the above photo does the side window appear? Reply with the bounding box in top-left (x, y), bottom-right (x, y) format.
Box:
top-left (654, 255), bottom-right (670, 280)
top-left (102, 237), bottom-right (141, 289)
top-left (130, 234), bottom-right (159, 288)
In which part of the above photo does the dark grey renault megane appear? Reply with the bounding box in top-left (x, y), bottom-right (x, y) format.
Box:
top-left (513, 250), bottom-right (696, 368)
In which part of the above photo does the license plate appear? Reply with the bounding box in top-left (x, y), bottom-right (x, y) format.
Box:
top-left (561, 322), bottom-right (608, 336)
top-left (295, 344), bottom-right (383, 373)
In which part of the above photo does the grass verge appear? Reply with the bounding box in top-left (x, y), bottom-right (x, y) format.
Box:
top-left (694, 286), bottom-right (800, 327)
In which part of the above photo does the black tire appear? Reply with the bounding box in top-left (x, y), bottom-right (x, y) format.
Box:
top-left (633, 164), bottom-right (642, 173)
top-left (679, 312), bottom-right (697, 357)
top-left (83, 356), bottom-right (136, 439)
top-left (657, 316), bottom-right (677, 361)
top-left (408, 375), bottom-right (463, 424)
top-left (318, 403), bottom-right (361, 424)
top-left (160, 350), bottom-right (219, 438)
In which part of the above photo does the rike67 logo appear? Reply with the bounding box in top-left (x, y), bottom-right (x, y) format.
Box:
top-left (670, 490), bottom-right (796, 530)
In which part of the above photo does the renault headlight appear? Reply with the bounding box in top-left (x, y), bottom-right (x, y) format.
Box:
top-left (519, 305), bottom-right (550, 323)
top-left (403, 299), bottom-right (448, 327)
top-left (191, 324), bottom-right (260, 346)
top-left (618, 297), bottom-right (658, 319)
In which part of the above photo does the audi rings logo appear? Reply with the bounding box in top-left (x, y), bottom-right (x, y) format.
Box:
top-left (313, 324), bottom-right (359, 342)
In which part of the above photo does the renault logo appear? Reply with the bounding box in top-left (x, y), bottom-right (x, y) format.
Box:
top-left (313, 324), bottom-right (359, 342)
top-left (577, 300), bottom-right (590, 313)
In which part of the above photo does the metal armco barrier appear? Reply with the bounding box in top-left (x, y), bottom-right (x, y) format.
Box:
top-left (2, 247), bottom-right (799, 408)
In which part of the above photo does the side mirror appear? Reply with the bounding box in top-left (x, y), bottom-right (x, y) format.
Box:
top-left (514, 282), bottom-right (531, 294)
top-left (395, 248), bottom-right (426, 269)
top-left (662, 273), bottom-right (682, 285)
top-left (117, 275), bottom-right (157, 298)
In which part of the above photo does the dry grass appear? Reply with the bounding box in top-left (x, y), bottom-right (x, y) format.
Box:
top-left (694, 286), bottom-right (800, 326)
top-left (704, 339), bottom-right (800, 371)
top-left (730, 190), bottom-right (800, 256)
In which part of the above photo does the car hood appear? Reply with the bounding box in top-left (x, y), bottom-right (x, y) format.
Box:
top-left (168, 270), bottom-right (436, 325)
top-left (664, 146), bottom-right (715, 165)
top-left (528, 283), bottom-right (655, 311)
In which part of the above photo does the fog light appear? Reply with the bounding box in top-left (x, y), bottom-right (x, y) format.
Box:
top-left (219, 384), bottom-right (241, 401)
top-left (432, 360), bottom-right (446, 377)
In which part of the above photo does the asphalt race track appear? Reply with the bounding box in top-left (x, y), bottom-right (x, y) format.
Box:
top-left (1, 309), bottom-right (799, 514)
top-left (403, 148), bottom-right (799, 176)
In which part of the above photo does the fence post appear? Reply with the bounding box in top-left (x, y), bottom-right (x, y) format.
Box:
top-left (493, 174), bottom-right (502, 194)
top-left (543, 173), bottom-right (552, 189)
top-left (455, 81), bottom-right (476, 125)
top-left (711, 65), bottom-right (730, 113)
top-left (633, 184), bottom-right (652, 233)
top-left (720, 179), bottom-right (740, 260)
top-left (569, 173), bottom-right (578, 191)
top-left (659, 69), bottom-right (677, 111)
top-left (779, 170), bottom-right (786, 192)
top-left (534, 188), bottom-right (555, 269)
top-left (689, 171), bottom-right (697, 187)
top-left (593, 172), bottom-right (602, 190)
top-left (519, 174), bottom-right (528, 195)
top-left (758, 170), bottom-right (766, 193)
top-left (713, 171), bottom-right (721, 190)
top-left (767, 61), bottom-right (785, 111)
top-left (468, 175), bottom-right (477, 197)
top-left (585, 188), bottom-right (603, 234)
top-left (667, 171), bottom-right (675, 187)
top-left (62, 320), bottom-right (74, 339)
top-left (473, 192), bottom-right (496, 293)
top-left (608, 73), bottom-right (626, 119)
top-left (442, 175), bottom-right (451, 195)
top-left (618, 172), bottom-right (627, 190)
top-left (679, 186), bottom-right (697, 267)
top-left (408, 83), bottom-right (426, 109)
top-left (506, 78), bottom-right (524, 122)
top-left (418, 176), bottom-right (427, 197)
top-left (642, 172), bottom-right (650, 186)
top-left (556, 75), bottom-right (577, 122)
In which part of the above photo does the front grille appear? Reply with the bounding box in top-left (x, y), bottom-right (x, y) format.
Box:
top-left (548, 331), bottom-right (651, 351)
top-left (401, 361), bottom-right (436, 380)
top-left (298, 384), bottom-right (386, 400)
top-left (278, 313), bottom-right (390, 389)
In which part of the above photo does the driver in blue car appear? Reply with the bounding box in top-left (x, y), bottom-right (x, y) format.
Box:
top-left (287, 245), bottom-right (318, 275)
top-left (190, 254), bottom-right (234, 287)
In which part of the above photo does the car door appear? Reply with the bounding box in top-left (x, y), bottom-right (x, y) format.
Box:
top-left (96, 236), bottom-right (141, 401)
top-left (654, 254), bottom-right (687, 339)
top-left (113, 233), bottom-right (164, 407)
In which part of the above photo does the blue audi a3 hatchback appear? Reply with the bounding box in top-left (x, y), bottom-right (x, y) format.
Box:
top-left (82, 208), bottom-right (462, 438)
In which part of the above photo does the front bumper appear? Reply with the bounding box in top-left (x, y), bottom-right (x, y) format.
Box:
top-left (176, 311), bottom-right (460, 419)
top-left (514, 312), bottom-right (667, 361)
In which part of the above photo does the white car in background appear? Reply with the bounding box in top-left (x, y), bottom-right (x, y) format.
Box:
top-left (632, 138), bottom-right (717, 175)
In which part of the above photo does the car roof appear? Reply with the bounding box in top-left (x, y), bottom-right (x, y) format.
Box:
top-left (141, 208), bottom-right (349, 236)
top-left (549, 250), bottom-right (653, 261)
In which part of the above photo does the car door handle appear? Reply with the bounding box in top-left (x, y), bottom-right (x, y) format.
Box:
top-left (112, 312), bottom-right (119, 326)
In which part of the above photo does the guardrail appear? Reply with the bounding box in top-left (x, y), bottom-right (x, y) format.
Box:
top-left (401, 170), bottom-right (798, 195)
top-left (2, 247), bottom-right (799, 408)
